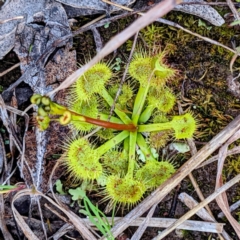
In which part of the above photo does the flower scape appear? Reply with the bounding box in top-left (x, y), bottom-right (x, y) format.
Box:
top-left (31, 50), bottom-right (196, 206)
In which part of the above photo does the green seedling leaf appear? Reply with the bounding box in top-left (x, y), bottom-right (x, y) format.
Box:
top-left (55, 180), bottom-right (65, 195)
top-left (79, 209), bottom-right (89, 216)
top-left (113, 58), bottom-right (122, 71)
top-left (198, 19), bottom-right (212, 30)
top-left (69, 187), bottom-right (86, 201)
top-left (137, 149), bottom-right (146, 162)
top-left (29, 44), bottom-right (33, 53)
top-left (169, 142), bottom-right (190, 153)
top-left (83, 198), bottom-right (113, 239)
top-left (97, 175), bottom-right (107, 187)
top-left (0, 128), bottom-right (5, 133)
top-left (230, 19), bottom-right (240, 26)
top-left (104, 22), bottom-right (110, 28)
top-left (150, 148), bottom-right (159, 158)
top-left (116, 57), bottom-right (121, 63)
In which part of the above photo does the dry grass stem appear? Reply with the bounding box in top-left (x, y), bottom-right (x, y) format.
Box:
top-left (44, 203), bottom-right (69, 223)
top-left (226, 0), bottom-right (240, 21)
top-left (178, 192), bottom-right (231, 240)
top-left (0, 195), bottom-right (14, 240)
top-left (197, 146), bottom-right (240, 169)
top-left (108, 31), bottom-right (139, 120)
top-left (50, 223), bottom-right (74, 240)
top-left (0, 16), bottom-right (24, 24)
top-left (154, 174), bottom-right (240, 239)
top-left (178, 102), bottom-right (218, 226)
top-left (0, 63), bottom-right (20, 77)
top-left (215, 130), bottom-right (240, 238)
top-left (218, 200), bottom-right (240, 218)
top-left (84, 216), bottom-right (224, 233)
top-left (12, 187), bottom-right (97, 240)
top-left (178, 192), bottom-right (220, 222)
top-left (131, 204), bottom-right (157, 240)
top-left (0, 133), bottom-right (6, 176)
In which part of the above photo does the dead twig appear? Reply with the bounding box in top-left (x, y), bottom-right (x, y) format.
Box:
top-left (178, 193), bottom-right (232, 240)
top-left (153, 174), bottom-right (240, 239)
top-left (226, 0), bottom-right (240, 21)
top-left (131, 204), bottom-right (157, 240)
top-left (0, 194), bottom-right (14, 240)
top-left (108, 30), bottom-right (139, 120)
top-left (197, 146), bottom-right (240, 169)
top-left (215, 130), bottom-right (240, 238)
top-left (218, 200), bottom-right (240, 218)
top-left (178, 103), bottom-right (218, 222)
top-left (0, 16), bottom-right (24, 24)
top-left (88, 216), bottom-right (224, 233)
top-left (0, 63), bottom-right (20, 77)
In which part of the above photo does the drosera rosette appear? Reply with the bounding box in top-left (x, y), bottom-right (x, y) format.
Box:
top-left (30, 48), bottom-right (197, 206)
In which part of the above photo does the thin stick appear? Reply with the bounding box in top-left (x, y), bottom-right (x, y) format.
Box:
top-left (226, 0), bottom-right (240, 21)
top-left (83, 217), bottom-right (224, 233)
top-left (153, 174), bottom-right (240, 239)
top-left (44, 204), bottom-right (69, 222)
top-left (0, 16), bottom-right (24, 24)
top-left (131, 204), bottom-right (157, 240)
top-left (0, 63), bottom-right (20, 77)
top-left (178, 102), bottom-right (227, 240)
top-left (197, 146), bottom-right (240, 169)
top-left (108, 31), bottom-right (139, 120)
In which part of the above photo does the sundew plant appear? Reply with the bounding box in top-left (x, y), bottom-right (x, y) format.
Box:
top-left (31, 49), bottom-right (196, 206)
